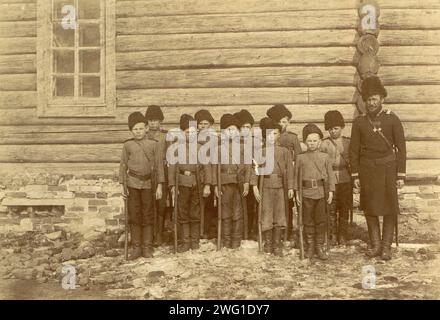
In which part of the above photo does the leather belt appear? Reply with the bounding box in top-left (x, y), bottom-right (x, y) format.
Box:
top-left (361, 153), bottom-right (396, 166)
top-left (128, 170), bottom-right (151, 181)
top-left (302, 179), bottom-right (324, 189)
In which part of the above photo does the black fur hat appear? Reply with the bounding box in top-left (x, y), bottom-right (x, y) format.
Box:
top-left (194, 109), bottom-right (214, 124)
top-left (302, 123), bottom-right (323, 142)
top-left (259, 117), bottom-right (281, 139)
top-left (324, 110), bottom-right (345, 130)
top-left (145, 105), bottom-right (164, 121)
top-left (266, 104), bottom-right (292, 122)
top-left (361, 76), bottom-right (387, 101)
top-left (128, 112), bottom-right (146, 131)
top-left (220, 113), bottom-right (239, 130)
top-left (180, 114), bottom-right (196, 131)
top-left (236, 109), bottom-right (255, 127)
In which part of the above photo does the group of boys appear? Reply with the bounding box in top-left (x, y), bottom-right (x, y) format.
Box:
top-left (119, 76), bottom-right (406, 262)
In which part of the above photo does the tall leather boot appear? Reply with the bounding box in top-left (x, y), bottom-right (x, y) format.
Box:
top-left (329, 202), bottom-right (338, 246)
top-left (272, 227), bottom-right (283, 257)
top-left (178, 223), bottom-right (191, 253)
top-left (154, 215), bottom-right (164, 247)
top-left (365, 215), bottom-right (382, 258)
top-left (338, 212), bottom-right (349, 246)
top-left (222, 219), bottom-right (232, 249)
top-left (305, 233), bottom-right (315, 258)
top-left (129, 224), bottom-right (142, 260)
top-left (381, 215), bottom-right (396, 261)
top-left (315, 232), bottom-right (329, 260)
top-left (263, 229), bottom-right (273, 254)
top-left (142, 225), bottom-right (154, 258)
top-left (190, 222), bottom-right (201, 250)
top-left (231, 219), bottom-right (243, 249)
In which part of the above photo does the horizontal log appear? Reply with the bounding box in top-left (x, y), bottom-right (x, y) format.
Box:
top-left (0, 74), bottom-right (35, 91)
top-left (116, 30), bottom-right (358, 52)
top-left (381, 9), bottom-right (440, 30)
top-left (378, 47), bottom-right (440, 65)
top-left (0, 91), bottom-right (36, 108)
top-left (0, 159), bottom-right (437, 180)
top-left (1, 122), bottom-right (438, 145)
top-left (0, 140), bottom-right (438, 163)
top-left (0, 3), bottom-right (35, 22)
top-left (117, 10), bottom-right (357, 35)
top-left (1, 103), bottom-right (440, 126)
top-left (379, 66), bottom-right (440, 85)
top-left (379, 30), bottom-right (440, 46)
top-left (0, 54), bottom-right (35, 74)
top-left (0, 21), bottom-right (35, 37)
top-left (117, 67), bottom-right (357, 89)
top-left (116, 0), bottom-right (440, 17)
top-left (0, 37), bottom-right (35, 54)
top-left (116, 47), bottom-right (356, 70)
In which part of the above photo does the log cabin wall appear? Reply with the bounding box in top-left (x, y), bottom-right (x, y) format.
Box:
top-left (0, 0), bottom-right (439, 234)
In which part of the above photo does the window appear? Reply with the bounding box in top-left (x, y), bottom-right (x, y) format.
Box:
top-left (37, 0), bottom-right (115, 117)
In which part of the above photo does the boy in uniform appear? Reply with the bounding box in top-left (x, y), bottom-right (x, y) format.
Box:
top-left (294, 124), bottom-right (335, 260)
top-left (320, 110), bottom-right (352, 245)
top-left (119, 112), bottom-right (164, 260)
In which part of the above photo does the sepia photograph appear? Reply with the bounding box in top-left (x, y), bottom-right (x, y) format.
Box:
top-left (0, 0), bottom-right (439, 305)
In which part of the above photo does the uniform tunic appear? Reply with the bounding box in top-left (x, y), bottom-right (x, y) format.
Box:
top-left (250, 144), bottom-right (294, 232)
top-left (349, 109), bottom-right (406, 217)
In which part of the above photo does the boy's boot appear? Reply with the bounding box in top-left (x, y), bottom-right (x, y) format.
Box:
top-left (154, 216), bottom-right (164, 247)
top-left (381, 215), bottom-right (395, 261)
top-left (338, 213), bottom-right (349, 246)
top-left (142, 225), bottom-right (154, 258)
top-left (190, 222), bottom-right (201, 250)
top-left (305, 233), bottom-right (315, 258)
top-left (272, 227), bottom-right (283, 257)
top-left (222, 219), bottom-right (233, 249)
top-left (329, 203), bottom-right (338, 246)
top-left (366, 216), bottom-right (382, 258)
top-left (315, 232), bottom-right (329, 260)
top-left (263, 229), bottom-right (273, 254)
top-left (178, 223), bottom-right (191, 253)
top-left (231, 219), bottom-right (243, 249)
top-left (129, 224), bottom-right (142, 260)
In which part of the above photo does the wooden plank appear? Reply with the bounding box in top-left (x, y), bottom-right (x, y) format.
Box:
top-left (379, 47), bottom-right (440, 65)
top-left (0, 3), bottom-right (35, 22)
top-left (0, 140), bottom-right (438, 163)
top-left (0, 21), bottom-right (35, 37)
top-left (118, 88), bottom-right (310, 106)
top-left (117, 67), bottom-right (356, 89)
top-left (117, 10), bottom-right (357, 35)
top-left (379, 66), bottom-right (440, 85)
top-left (0, 74), bottom-right (35, 91)
top-left (116, 30), bottom-right (357, 52)
top-left (309, 85), bottom-right (440, 104)
top-left (1, 122), bottom-right (438, 145)
top-left (1, 103), bottom-right (440, 126)
top-left (116, 0), bottom-right (440, 17)
top-left (379, 30), bottom-right (440, 46)
top-left (381, 9), bottom-right (440, 30)
top-left (116, 47), bottom-right (355, 70)
top-left (0, 91), bottom-right (36, 108)
top-left (0, 54), bottom-right (35, 74)
top-left (0, 37), bottom-right (35, 54)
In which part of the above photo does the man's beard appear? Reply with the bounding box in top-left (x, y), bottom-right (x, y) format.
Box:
top-left (367, 103), bottom-right (382, 117)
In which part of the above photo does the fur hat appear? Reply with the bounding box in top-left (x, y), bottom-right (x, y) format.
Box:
top-left (145, 105), bottom-right (164, 121)
top-left (266, 104), bottom-right (292, 122)
top-left (180, 114), bottom-right (196, 131)
top-left (128, 112), bottom-right (146, 131)
top-left (302, 123), bottom-right (323, 142)
top-left (259, 117), bottom-right (281, 139)
top-left (324, 110), bottom-right (345, 130)
top-left (361, 76), bottom-right (387, 101)
top-left (235, 109), bottom-right (255, 127)
top-left (220, 113), bottom-right (239, 130)
top-left (194, 109), bottom-right (214, 124)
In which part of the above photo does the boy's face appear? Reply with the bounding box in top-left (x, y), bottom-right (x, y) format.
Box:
top-left (240, 123), bottom-right (252, 136)
top-left (267, 128), bottom-right (280, 144)
top-left (225, 125), bottom-right (239, 139)
top-left (305, 133), bottom-right (321, 151)
top-left (328, 126), bottom-right (342, 139)
top-left (131, 122), bottom-right (147, 140)
top-left (198, 120), bottom-right (211, 130)
top-left (278, 117), bottom-right (289, 131)
top-left (147, 119), bottom-right (161, 130)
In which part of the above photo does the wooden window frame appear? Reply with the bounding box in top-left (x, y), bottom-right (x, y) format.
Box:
top-left (37, 0), bottom-right (115, 118)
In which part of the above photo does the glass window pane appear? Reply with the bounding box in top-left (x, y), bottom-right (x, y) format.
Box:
top-left (53, 0), bottom-right (75, 20)
top-left (53, 50), bottom-right (74, 73)
top-left (79, 23), bottom-right (100, 47)
top-left (53, 23), bottom-right (74, 47)
top-left (53, 76), bottom-right (74, 97)
top-left (80, 76), bottom-right (100, 97)
top-left (78, 0), bottom-right (101, 19)
top-left (79, 50), bottom-right (100, 73)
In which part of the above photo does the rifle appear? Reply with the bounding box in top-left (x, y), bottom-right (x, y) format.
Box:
top-left (151, 168), bottom-right (157, 244)
top-left (195, 165), bottom-right (205, 237)
top-left (257, 168), bottom-right (263, 252)
top-left (217, 164), bottom-right (222, 251)
top-left (282, 174), bottom-right (291, 242)
top-left (172, 165), bottom-right (179, 254)
top-left (323, 179), bottom-right (330, 252)
top-left (123, 180), bottom-right (129, 261)
top-left (239, 178), bottom-right (248, 240)
top-left (297, 168), bottom-right (304, 260)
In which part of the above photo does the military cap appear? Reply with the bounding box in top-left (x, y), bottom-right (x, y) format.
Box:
top-left (180, 114), bottom-right (196, 131)
top-left (266, 104), bottom-right (292, 122)
top-left (128, 112), bottom-right (146, 131)
top-left (302, 123), bottom-right (323, 142)
top-left (361, 76), bottom-right (387, 101)
top-left (145, 105), bottom-right (164, 121)
top-left (324, 110), bottom-right (345, 130)
top-left (236, 109), bottom-right (255, 127)
top-left (194, 109), bottom-right (214, 124)
top-left (220, 113), bottom-right (239, 130)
